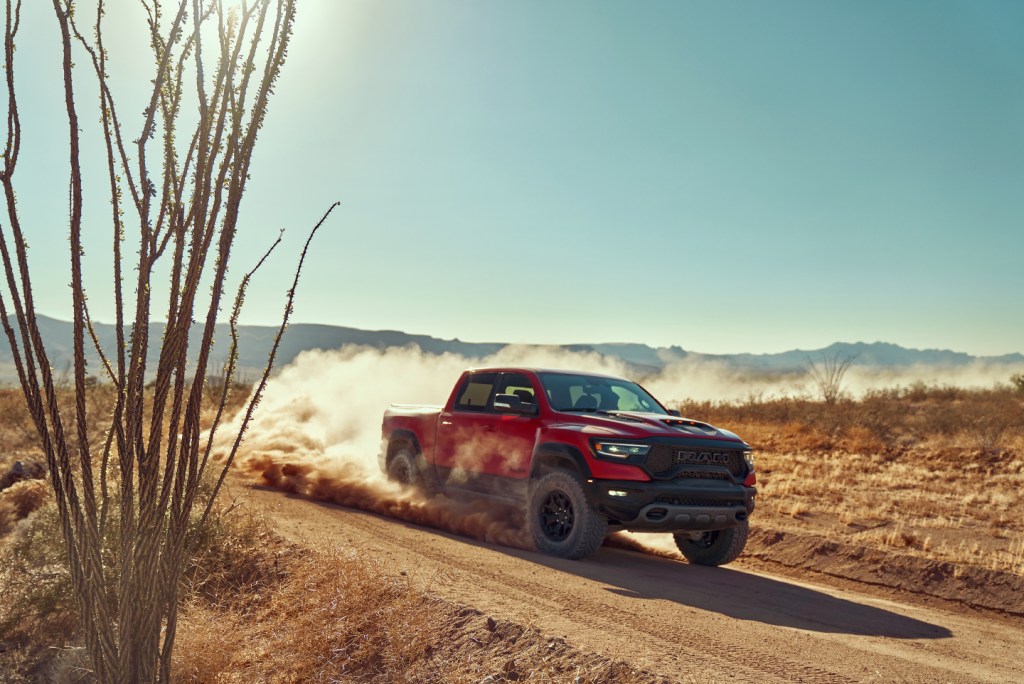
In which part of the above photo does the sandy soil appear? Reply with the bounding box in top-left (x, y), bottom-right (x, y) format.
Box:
top-left (235, 480), bottom-right (1024, 684)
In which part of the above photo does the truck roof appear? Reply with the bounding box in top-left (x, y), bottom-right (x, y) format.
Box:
top-left (464, 367), bottom-right (629, 381)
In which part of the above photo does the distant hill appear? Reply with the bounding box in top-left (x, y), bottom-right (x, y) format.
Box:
top-left (704, 341), bottom-right (1024, 371)
top-left (1, 315), bottom-right (1021, 383)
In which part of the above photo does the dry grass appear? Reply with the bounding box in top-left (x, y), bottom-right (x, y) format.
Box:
top-left (171, 531), bottom-right (654, 684)
top-left (680, 383), bottom-right (1024, 457)
top-left (0, 380), bottom-right (250, 473)
top-left (173, 543), bottom-right (436, 682)
top-left (680, 385), bottom-right (1024, 575)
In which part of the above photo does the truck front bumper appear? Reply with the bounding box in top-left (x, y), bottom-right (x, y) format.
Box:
top-left (592, 479), bottom-right (756, 533)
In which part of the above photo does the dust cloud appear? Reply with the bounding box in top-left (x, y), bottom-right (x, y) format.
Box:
top-left (213, 343), bottom-right (1022, 552)
top-left (211, 344), bottom-right (627, 549)
top-left (841, 362), bottom-right (1024, 397)
top-left (645, 357), bottom-right (1024, 406)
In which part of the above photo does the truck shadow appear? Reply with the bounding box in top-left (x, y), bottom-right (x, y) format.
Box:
top-left (510, 544), bottom-right (953, 640)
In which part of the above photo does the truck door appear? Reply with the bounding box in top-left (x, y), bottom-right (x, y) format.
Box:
top-left (433, 371), bottom-right (499, 488)
top-left (433, 371), bottom-right (540, 499)
top-left (481, 372), bottom-right (540, 492)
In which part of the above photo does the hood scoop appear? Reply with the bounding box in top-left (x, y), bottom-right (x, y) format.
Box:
top-left (601, 411), bottom-right (647, 423)
top-left (662, 418), bottom-right (719, 436)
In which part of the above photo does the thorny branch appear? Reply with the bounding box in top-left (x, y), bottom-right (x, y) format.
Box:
top-left (0, 1), bottom-right (336, 681)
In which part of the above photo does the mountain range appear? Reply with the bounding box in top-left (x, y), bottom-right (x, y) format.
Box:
top-left (1, 315), bottom-right (1020, 382)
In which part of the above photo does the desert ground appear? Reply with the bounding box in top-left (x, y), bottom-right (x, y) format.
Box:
top-left (1, 378), bottom-right (1022, 682)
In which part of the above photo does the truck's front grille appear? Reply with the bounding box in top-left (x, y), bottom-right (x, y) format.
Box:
top-left (645, 446), bottom-right (746, 477)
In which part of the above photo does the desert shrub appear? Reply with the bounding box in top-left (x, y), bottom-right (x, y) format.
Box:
top-left (857, 392), bottom-right (902, 443)
top-left (47, 647), bottom-right (94, 684)
top-left (901, 383), bottom-right (970, 403)
top-left (954, 390), bottom-right (1024, 457)
top-left (0, 478), bottom-right (49, 535)
top-left (0, 501), bottom-right (80, 648)
top-left (0, 388), bottom-right (36, 456)
top-left (182, 500), bottom-right (283, 608)
top-left (0, 474), bottom-right (279, 681)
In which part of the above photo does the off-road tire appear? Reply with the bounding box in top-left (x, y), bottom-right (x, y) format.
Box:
top-left (673, 519), bottom-right (749, 566)
top-left (386, 447), bottom-right (422, 488)
top-left (528, 470), bottom-right (607, 560)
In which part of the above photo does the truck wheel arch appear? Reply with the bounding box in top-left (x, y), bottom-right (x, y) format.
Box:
top-left (530, 444), bottom-right (592, 481)
top-left (387, 430), bottom-right (428, 479)
top-left (387, 430), bottom-right (422, 465)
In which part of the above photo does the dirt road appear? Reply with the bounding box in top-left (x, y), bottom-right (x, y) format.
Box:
top-left (238, 483), bottom-right (1024, 683)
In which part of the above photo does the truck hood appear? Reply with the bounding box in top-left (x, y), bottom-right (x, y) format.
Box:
top-left (564, 410), bottom-right (746, 443)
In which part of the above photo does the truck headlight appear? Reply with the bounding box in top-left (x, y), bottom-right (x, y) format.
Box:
top-left (743, 451), bottom-right (755, 470)
top-left (594, 442), bottom-right (650, 458)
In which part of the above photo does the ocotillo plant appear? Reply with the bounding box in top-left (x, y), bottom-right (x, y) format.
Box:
top-left (0, 1), bottom-right (336, 681)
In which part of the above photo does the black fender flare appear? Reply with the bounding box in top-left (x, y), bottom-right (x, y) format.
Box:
top-left (529, 442), bottom-right (593, 481)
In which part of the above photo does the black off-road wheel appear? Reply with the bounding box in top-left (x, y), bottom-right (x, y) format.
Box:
top-left (528, 471), bottom-right (607, 560)
top-left (673, 520), bottom-right (749, 566)
top-left (386, 447), bottom-right (422, 488)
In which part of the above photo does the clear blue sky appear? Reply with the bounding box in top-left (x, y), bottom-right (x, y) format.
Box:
top-left (6, 0), bottom-right (1023, 355)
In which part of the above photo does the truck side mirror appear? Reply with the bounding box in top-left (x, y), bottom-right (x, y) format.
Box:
top-left (668, 409), bottom-right (681, 417)
top-left (493, 393), bottom-right (537, 415)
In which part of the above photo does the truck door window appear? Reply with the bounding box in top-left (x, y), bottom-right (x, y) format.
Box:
top-left (455, 372), bottom-right (498, 412)
top-left (496, 373), bottom-right (536, 407)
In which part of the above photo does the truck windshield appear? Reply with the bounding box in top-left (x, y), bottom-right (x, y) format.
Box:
top-left (538, 372), bottom-right (668, 414)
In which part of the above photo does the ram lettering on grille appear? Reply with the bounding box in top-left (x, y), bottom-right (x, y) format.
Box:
top-left (676, 450), bottom-right (731, 465)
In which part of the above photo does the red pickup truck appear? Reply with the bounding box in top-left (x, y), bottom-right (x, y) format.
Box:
top-left (380, 368), bottom-right (756, 564)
